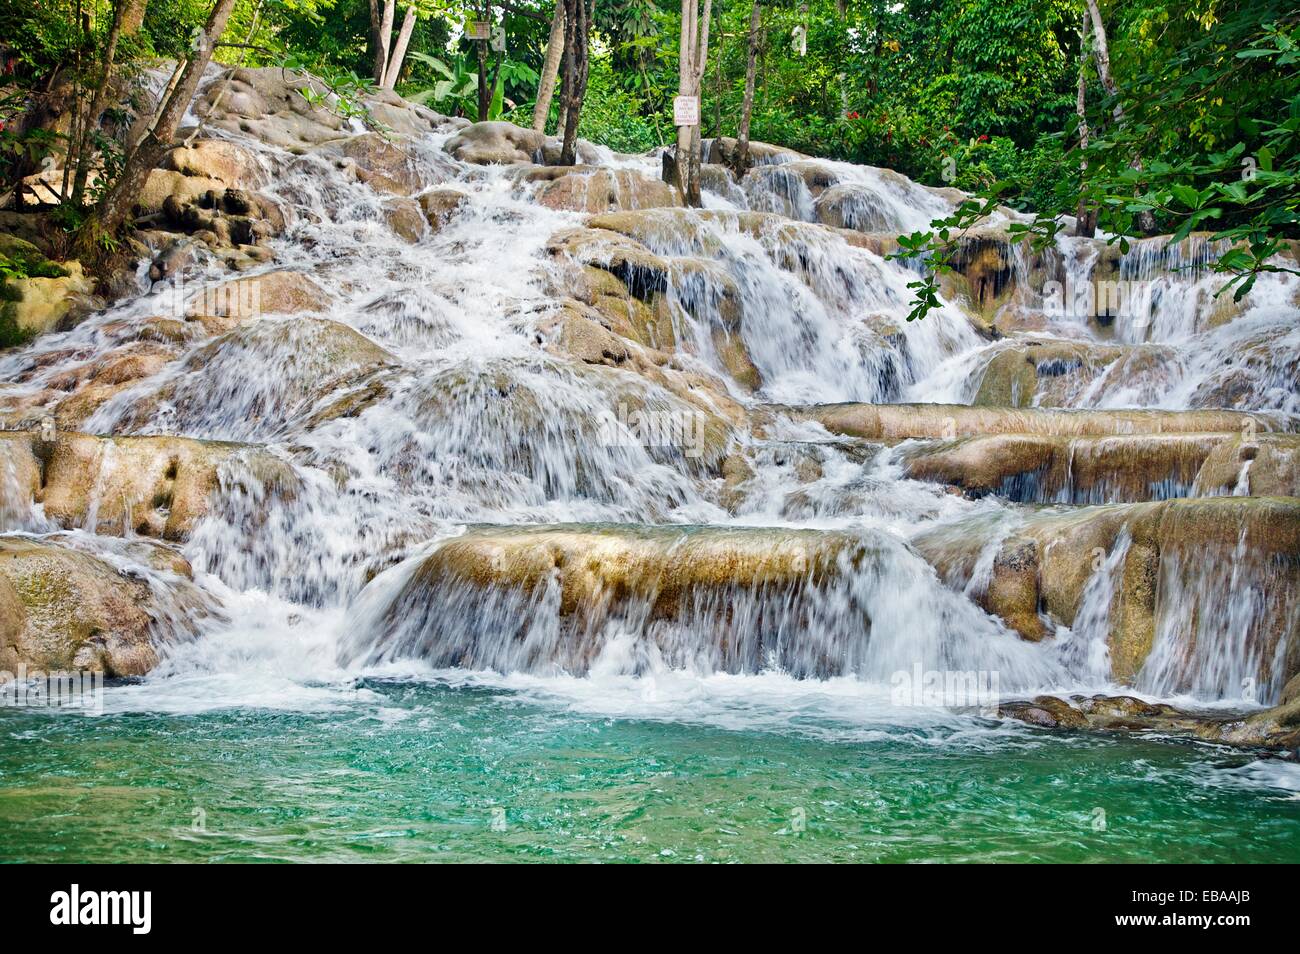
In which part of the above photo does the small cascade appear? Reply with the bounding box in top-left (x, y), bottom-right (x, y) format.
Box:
top-left (341, 524), bottom-right (1057, 689)
top-left (1138, 525), bottom-right (1299, 704)
top-left (1050, 531), bottom-right (1130, 683)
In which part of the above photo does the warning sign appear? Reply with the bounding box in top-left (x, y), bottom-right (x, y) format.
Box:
top-left (673, 95), bottom-right (700, 127)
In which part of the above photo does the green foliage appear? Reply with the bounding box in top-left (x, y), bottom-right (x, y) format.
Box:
top-left (901, 0), bottom-right (1300, 320)
top-left (283, 55), bottom-right (380, 125)
top-left (576, 59), bottom-right (664, 153)
top-left (0, 239), bottom-right (64, 349)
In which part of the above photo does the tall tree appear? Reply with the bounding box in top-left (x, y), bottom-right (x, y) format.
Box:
top-left (532, 2), bottom-right (566, 132)
top-left (557, 0), bottom-right (589, 165)
top-left (733, 0), bottom-right (762, 176)
top-left (74, 0), bottom-right (239, 257)
top-left (1074, 12), bottom-right (1096, 237)
top-left (369, 0), bottom-right (386, 83)
top-left (675, 0), bottom-right (713, 206)
top-left (377, 0), bottom-right (396, 85)
top-left (70, 0), bottom-right (149, 207)
top-left (1084, 0), bottom-right (1155, 233)
top-left (382, 4), bottom-right (418, 89)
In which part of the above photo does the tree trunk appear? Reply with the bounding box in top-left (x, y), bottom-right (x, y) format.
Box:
top-left (75, 0), bottom-right (238, 257)
top-left (377, 0), bottom-right (395, 86)
top-left (1085, 0), bottom-right (1156, 234)
top-left (369, 0), bottom-right (385, 83)
top-left (382, 5), bottom-right (417, 90)
top-left (733, 0), bottom-right (761, 176)
top-left (73, 0), bottom-right (150, 206)
top-left (674, 0), bottom-right (713, 206)
top-left (476, 3), bottom-right (490, 120)
top-left (532, 2), bottom-right (566, 133)
top-left (558, 0), bottom-right (589, 165)
top-left (1074, 13), bottom-right (1096, 237)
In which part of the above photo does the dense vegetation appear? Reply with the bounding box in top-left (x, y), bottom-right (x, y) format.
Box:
top-left (0, 0), bottom-right (1296, 300)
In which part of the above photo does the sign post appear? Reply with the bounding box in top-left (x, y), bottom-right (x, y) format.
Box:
top-left (673, 95), bottom-right (700, 127)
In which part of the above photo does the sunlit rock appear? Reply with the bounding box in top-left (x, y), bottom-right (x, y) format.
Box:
top-left (0, 430), bottom-right (295, 540)
top-left (0, 534), bottom-right (208, 676)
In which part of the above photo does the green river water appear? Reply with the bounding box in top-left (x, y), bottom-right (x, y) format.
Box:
top-left (2, 676), bottom-right (1297, 863)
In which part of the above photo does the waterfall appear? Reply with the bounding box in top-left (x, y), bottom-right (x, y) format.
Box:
top-left (1, 66), bottom-right (1296, 719)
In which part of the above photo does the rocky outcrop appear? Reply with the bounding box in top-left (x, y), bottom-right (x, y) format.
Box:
top-left (545, 219), bottom-right (761, 391)
top-left (444, 121), bottom-right (547, 165)
top-left (0, 235), bottom-right (97, 339)
top-left (781, 403), bottom-right (1286, 441)
top-left (341, 524), bottom-right (873, 675)
top-left (108, 317), bottom-right (396, 439)
top-left (312, 131), bottom-right (453, 198)
top-left (916, 496), bottom-right (1300, 700)
top-left (198, 67), bottom-right (453, 150)
top-left (184, 268), bottom-right (334, 328)
top-left (899, 432), bottom-right (1300, 502)
top-left (0, 534), bottom-right (206, 677)
top-left (0, 430), bottom-right (295, 540)
top-left (517, 166), bottom-right (680, 213)
top-left (970, 340), bottom-right (1177, 408)
top-left (419, 188), bottom-right (470, 232)
top-left (1000, 693), bottom-right (1300, 752)
top-left (704, 137), bottom-right (805, 167)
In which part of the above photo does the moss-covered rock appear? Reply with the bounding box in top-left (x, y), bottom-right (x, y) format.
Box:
top-left (0, 535), bottom-right (204, 676)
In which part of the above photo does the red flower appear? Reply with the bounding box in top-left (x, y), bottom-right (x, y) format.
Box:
top-left (977, 134), bottom-right (989, 142)
top-left (846, 111), bottom-right (860, 120)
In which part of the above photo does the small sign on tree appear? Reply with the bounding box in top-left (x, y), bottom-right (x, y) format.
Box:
top-left (467, 20), bottom-right (491, 40)
top-left (673, 95), bottom-right (700, 126)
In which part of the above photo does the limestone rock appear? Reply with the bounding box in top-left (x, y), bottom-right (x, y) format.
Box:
top-left (160, 138), bottom-right (267, 190)
top-left (185, 269), bottom-right (333, 328)
top-left (0, 430), bottom-right (295, 540)
top-left (519, 166), bottom-right (680, 213)
top-left (418, 188), bottom-right (470, 232)
top-left (3, 259), bottom-right (96, 337)
top-left (784, 403), bottom-right (1284, 441)
top-left (0, 534), bottom-right (204, 676)
top-left (444, 121), bottom-right (546, 165)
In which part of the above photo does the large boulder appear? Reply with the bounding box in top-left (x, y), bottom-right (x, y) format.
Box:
top-left (0, 534), bottom-right (206, 676)
top-left (518, 166), bottom-right (680, 213)
top-left (185, 268), bottom-right (334, 329)
top-left (418, 187), bottom-right (470, 232)
top-left (444, 121), bottom-right (546, 165)
top-left (0, 235), bottom-right (96, 339)
top-left (704, 136), bottom-right (805, 167)
top-left (0, 431), bottom-right (295, 540)
top-left (159, 138), bottom-right (267, 191)
top-left (313, 131), bottom-right (450, 197)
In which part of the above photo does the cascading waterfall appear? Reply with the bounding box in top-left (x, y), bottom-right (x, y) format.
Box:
top-left (1, 66), bottom-right (1297, 724)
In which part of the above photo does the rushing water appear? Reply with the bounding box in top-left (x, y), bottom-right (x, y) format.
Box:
top-left (2, 69), bottom-right (1299, 861)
